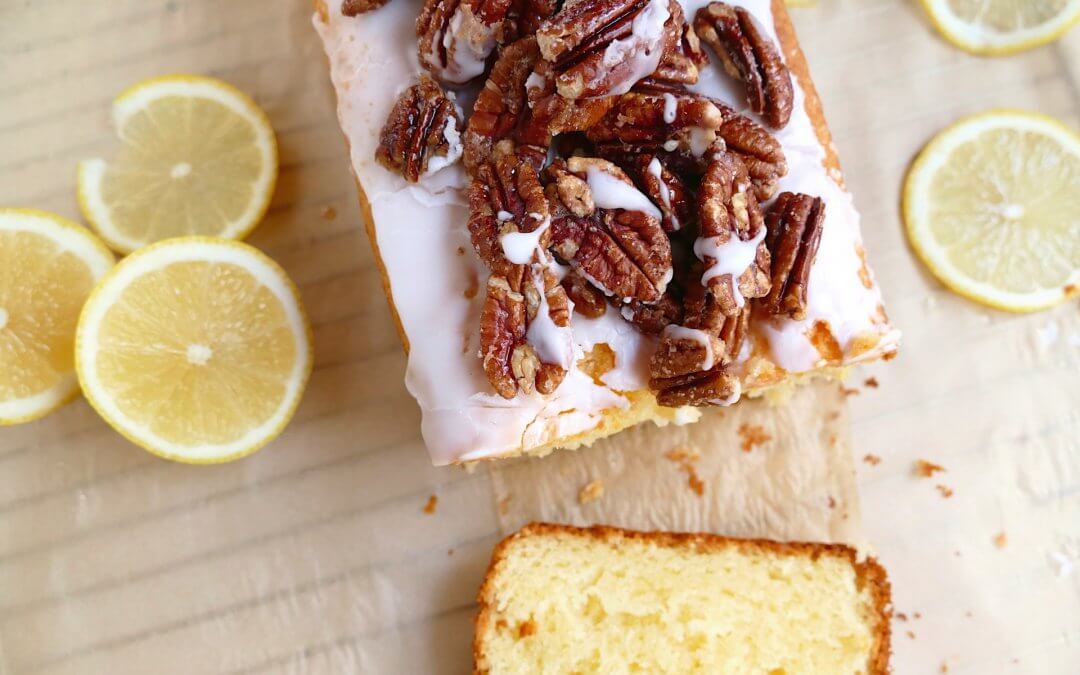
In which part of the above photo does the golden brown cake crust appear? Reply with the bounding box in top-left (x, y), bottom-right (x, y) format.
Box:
top-left (474, 522), bottom-right (892, 674)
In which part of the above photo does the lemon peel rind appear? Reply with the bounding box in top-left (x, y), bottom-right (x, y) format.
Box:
top-left (0, 209), bottom-right (115, 424)
top-left (920, 0), bottom-right (1080, 56)
top-left (903, 109), bottom-right (1080, 313)
top-left (75, 237), bottom-right (312, 464)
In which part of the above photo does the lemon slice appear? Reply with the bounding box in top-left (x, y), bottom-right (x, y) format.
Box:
top-left (76, 238), bottom-right (311, 463)
top-left (0, 209), bottom-right (114, 425)
top-left (77, 75), bottom-right (278, 254)
top-left (920, 0), bottom-right (1080, 55)
top-left (904, 110), bottom-right (1080, 312)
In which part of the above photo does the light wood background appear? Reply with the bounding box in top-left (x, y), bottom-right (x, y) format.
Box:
top-left (1, 1), bottom-right (1078, 673)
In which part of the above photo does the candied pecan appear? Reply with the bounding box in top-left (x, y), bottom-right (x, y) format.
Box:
top-left (546, 157), bottom-right (673, 303)
top-left (694, 2), bottom-right (793, 128)
top-left (375, 76), bottom-right (464, 183)
top-left (480, 268), bottom-right (570, 398)
top-left (342, 0), bottom-right (390, 16)
top-left (619, 289), bottom-right (683, 334)
top-left (652, 13), bottom-right (709, 84)
top-left (562, 269), bottom-right (607, 318)
top-left (651, 367), bottom-right (741, 407)
top-left (535, 0), bottom-right (679, 99)
top-left (507, 0), bottom-right (561, 39)
top-left (518, 61), bottom-right (618, 147)
top-left (761, 192), bottom-right (825, 320)
top-left (418, 0), bottom-right (514, 84)
top-left (622, 154), bottom-right (693, 233)
top-left (468, 143), bottom-right (551, 273)
top-left (694, 152), bottom-right (770, 315)
top-left (711, 99), bottom-right (787, 200)
top-left (586, 88), bottom-right (722, 145)
top-left (464, 37), bottom-right (539, 173)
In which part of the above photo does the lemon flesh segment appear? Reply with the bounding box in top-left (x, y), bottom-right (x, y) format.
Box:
top-left (905, 111), bottom-right (1080, 312)
top-left (77, 239), bottom-right (311, 463)
top-left (78, 76), bottom-right (277, 253)
top-left (923, 0), bottom-right (1080, 54)
top-left (0, 210), bottom-right (114, 424)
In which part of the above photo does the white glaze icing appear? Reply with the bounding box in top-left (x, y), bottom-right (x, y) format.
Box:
top-left (526, 269), bottom-right (574, 369)
top-left (499, 215), bottom-right (550, 264)
top-left (663, 325), bottom-right (715, 371)
top-left (315, 0), bottom-right (897, 464)
top-left (597, 0), bottom-right (670, 96)
top-left (647, 156), bottom-right (680, 230)
top-left (694, 227), bottom-right (766, 307)
top-left (424, 116), bottom-right (462, 175)
top-left (662, 92), bottom-right (678, 124)
top-left (427, 6), bottom-right (495, 84)
top-left (583, 166), bottom-right (663, 221)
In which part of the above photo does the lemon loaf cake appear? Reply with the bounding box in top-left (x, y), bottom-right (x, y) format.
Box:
top-left (313, 0), bottom-right (899, 464)
top-left (475, 523), bottom-right (891, 674)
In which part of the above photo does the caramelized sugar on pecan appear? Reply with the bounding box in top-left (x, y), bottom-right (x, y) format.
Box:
top-left (619, 289), bottom-right (684, 334)
top-left (651, 5), bottom-right (709, 85)
top-left (711, 99), bottom-right (787, 200)
top-left (480, 267), bottom-right (570, 398)
top-left (535, 0), bottom-right (678, 100)
top-left (652, 367), bottom-right (741, 407)
top-left (694, 152), bottom-right (771, 315)
top-left (761, 192), bottom-right (825, 320)
top-left (562, 269), bottom-right (607, 318)
top-left (649, 269), bottom-right (746, 377)
top-left (623, 154), bottom-right (693, 233)
top-left (546, 157), bottom-right (673, 304)
top-left (375, 76), bottom-right (464, 183)
top-left (342, 0), bottom-right (391, 16)
top-left (468, 142), bottom-right (551, 272)
top-left (464, 37), bottom-right (540, 173)
top-left (417, 0), bottom-right (514, 84)
top-left (586, 87), bottom-right (723, 146)
top-left (519, 61), bottom-right (618, 147)
top-left (694, 2), bottom-right (793, 128)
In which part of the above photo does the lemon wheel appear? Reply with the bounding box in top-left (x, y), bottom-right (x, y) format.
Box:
top-left (77, 75), bottom-right (278, 253)
top-left (904, 110), bottom-right (1080, 312)
top-left (76, 238), bottom-right (312, 463)
top-left (920, 0), bottom-right (1080, 55)
top-left (0, 209), bottom-right (114, 425)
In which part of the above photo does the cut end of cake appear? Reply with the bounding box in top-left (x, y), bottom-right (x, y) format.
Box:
top-left (475, 523), bottom-right (891, 674)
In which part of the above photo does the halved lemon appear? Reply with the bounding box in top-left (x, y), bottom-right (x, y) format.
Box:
top-left (76, 238), bottom-right (312, 463)
top-left (904, 110), bottom-right (1080, 312)
top-left (77, 75), bottom-right (278, 254)
top-left (0, 209), bottom-right (114, 425)
top-left (920, 0), bottom-right (1080, 55)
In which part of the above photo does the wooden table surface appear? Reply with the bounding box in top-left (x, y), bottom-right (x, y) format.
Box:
top-left (1, 1), bottom-right (1078, 673)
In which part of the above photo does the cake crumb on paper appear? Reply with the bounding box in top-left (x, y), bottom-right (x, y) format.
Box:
top-left (864, 376), bottom-right (879, 388)
top-left (826, 496), bottom-right (837, 509)
top-left (914, 459), bottom-right (945, 478)
top-left (993, 532), bottom-right (1008, 549)
top-left (578, 479), bottom-right (605, 505)
top-left (498, 495), bottom-right (513, 515)
top-left (665, 447), bottom-right (705, 497)
top-left (863, 454), bottom-right (881, 466)
top-left (422, 494), bottom-right (438, 514)
top-left (936, 484), bottom-right (954, 498)
top-left (320, 205), bottom-right (337, 220)
top-left (894, 612), bottom-right (908, 622)
top-left (737, 423), bottom-right (772, 452)
top-left (906, 631), bottom-right (916, 640)
top-left (840, 386), bottom-right (860, 397)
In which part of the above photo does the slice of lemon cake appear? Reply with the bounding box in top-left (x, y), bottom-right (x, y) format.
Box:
top-left (475, 523), bottom-right (891, 674)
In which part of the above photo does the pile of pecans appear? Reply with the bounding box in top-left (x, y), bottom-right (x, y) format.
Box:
top-left (368, 0), bottom-right (826, 406)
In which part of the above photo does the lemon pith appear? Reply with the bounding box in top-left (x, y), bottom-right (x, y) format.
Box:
top-left (76, 238), bottom-right (312, 463)
top-left (920, 0), bottom-right (1080, 55)
top-left (0, 209), bottom-right (114, 425)
top-left (904, 110), bottom-right (1080, 312)
top-left (77, 74), bottom-right (278, 253)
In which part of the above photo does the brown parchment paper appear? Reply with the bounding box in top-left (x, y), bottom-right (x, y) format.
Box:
top-left (492, 381), bottom-right (862, 546)
top-left (1, 1), bottom-right (1078, 674)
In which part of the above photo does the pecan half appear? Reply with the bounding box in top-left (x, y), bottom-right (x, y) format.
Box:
top-left (417, 0), bottom-right (514, 84)
top-left (562, 269), bottom-right (607, 318)
top-left (623, 154), bottom-right (693, 233)
top-left (536, 0), bottom-right (679, 99)
top-left (586, 87), bottom-right (723, 146)
top-left (651, 7), bottom-right (709, 85)
top-left (694, 2), bottom-right (793, 128)
top-left (375, 76), bottom-right (464, 183)
top-left (468, 142), bottom-right (551, 273)
top-left (480, 267), bottom-right (570, 398)
top-left (619, 289), bottom-right (683, 334)
top-left (342, 0), bottom-right (391, 16)
top-left (761, 192), bottom-right (825, 320)
top-left (649, 270), bottom-right (747, 377)
top-left (651, 368), bottom-right (741, 407)
top-left (712, 99), bottom-right (787, 200)
top-left (694, 152), bottom-right (771, 315)
top-left (547, 157), bottom-right (673, 304)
